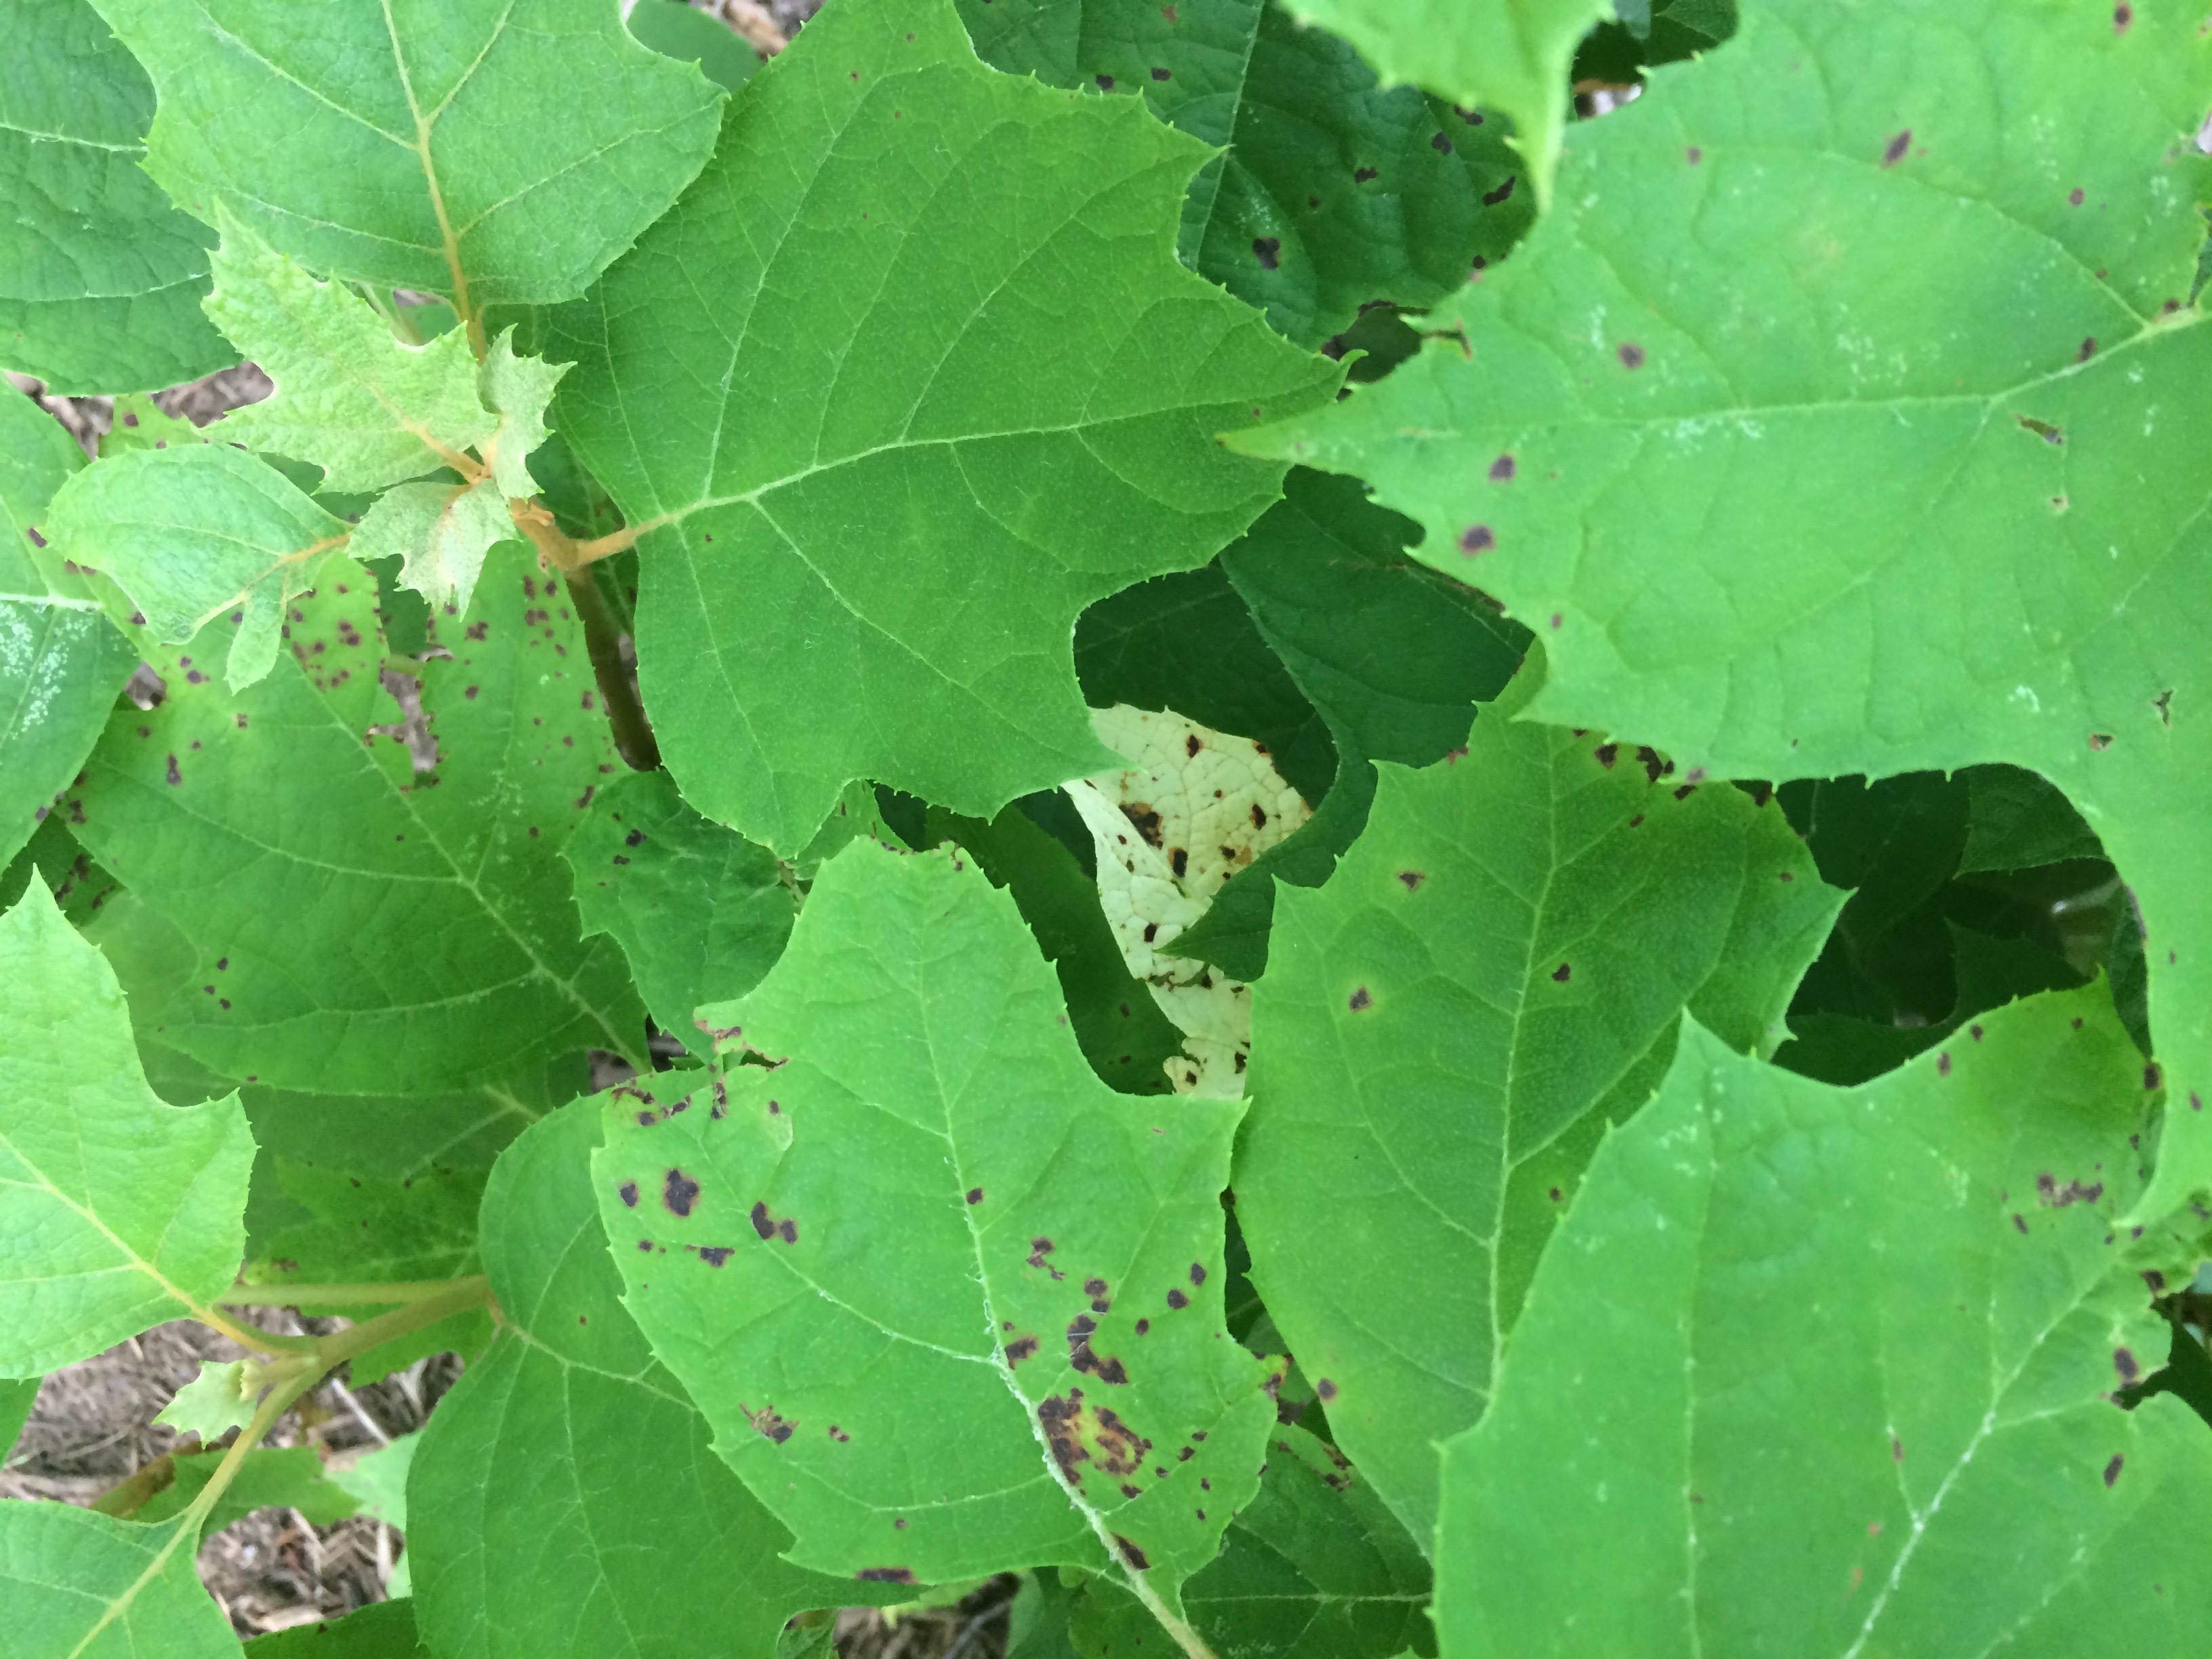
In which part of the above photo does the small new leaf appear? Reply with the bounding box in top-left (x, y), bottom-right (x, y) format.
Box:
top-left (349, 480), bottom-right (514, 617)
top-left (478, 328), bottom-right (567, 499)
top-left (152, 1359), bottom-right (258, 1441)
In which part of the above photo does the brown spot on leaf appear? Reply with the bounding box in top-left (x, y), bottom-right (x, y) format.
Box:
top-left (1067, 1315), bottom-right (1130, 1384)
top-left (697, 1246), bottom-right (733, 1267)
top-left (1115, 1535), bottom-right (1151, 1570)
top-left (1617, 342), bottom-right (1645, 369)
top-left (1397, 870), bottom-right (1425, 890)
top-left (1166, 1288), bottom-right (1189, 1310)
top-left (1458, 524), bottom-right (1496, 555)
top-left (2104, 1454), bottom-right (2124, 1487)
top-left (618, 1181), bottom-right (639, 1208)
top-left (662, 1168), bottom-right (700, 1218)
top-left (1481, 174), bottom-right (1515, 207)
top-left (1551, 962), bottom-right (1571, 983)
top-left (165, 754), bottom-right (182, 786)
top-left (1347, 987), bottom-right (1372, 1012)
top-left (1881, 129), bottom-right (1911, 167)
top-left (1252, 237), bottom-right (1280, 270)
top-left (1315, 1377), bottom-right (1338, 1401)
top-left (857, 1568), bottom-right (915, 1584)
top-left (966, 1187), bottom-right (983, 1204)
top-left (2114, 1347), bottom-right (2142, 1385)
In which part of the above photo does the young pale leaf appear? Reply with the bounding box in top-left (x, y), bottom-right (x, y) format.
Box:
top-left (1436, 989), bottom-right (2211, 1656)
top-left (151, 1359), bottom-right (257, 1441)
top-left (0, 884), bottom-right (253, 1378)
top-left (0, 389), bottom-right (138, 865)
top-left (0, 0), bottom-right (232, 392)
top-left (1069, 1422), bottom-right (1433, 1657)
top-left (1237, 664), bottom-right (1842, 1547)
top-left (1278, 0), bottom-right (1607, 210)
top-left (546, 0), bottom-right (1338, 855)
top-left (956, 0), bottom-right (1533, 346)
top-left (563, 769), bottom-right (796, 1050)
top-left (93, 0), bottom-right (726, 312)
top-left (348, 480), bottom-right (514, 618)
top-left (410, 1103), bottom-right (867, 1659)
top-left (44, 443), bottom-right (348, 691)
top-left (476, 328), bottom-right (567, 499)
top-left (595, 841), bottom-right (1279, 1609)
top-left (1243, 0), bottom-right (2212, 1213)
top-left (0, 1505), bottom-right (235, 1659)
top-left (202, 220), bottom-right (497, 495)
top-left (70, 545), bottom-right (645, 1094)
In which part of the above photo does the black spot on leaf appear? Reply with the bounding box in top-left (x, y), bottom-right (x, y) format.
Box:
top-left (1881, 129), bottom-right (1911, 166)
top-left (618, 1181), bottom-right (639, 1208)
top-left (1252, 237), bottom-right (1280, 270)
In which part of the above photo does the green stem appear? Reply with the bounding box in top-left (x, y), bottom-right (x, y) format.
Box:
top-left (221, 1279), bottom-right (478, 1308)
top-left (312, 1275), bottom-right (494, 1368)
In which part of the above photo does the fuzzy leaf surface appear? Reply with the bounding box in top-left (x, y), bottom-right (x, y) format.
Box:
top-left (1244, 0), bottom-right (2212, 1212)
top-left (956, 0), bottom-right (1533, 345)
top-left (547, 0), bottom-right (1336, 854)
top-left (71, 545), bottom-right (645, 1094)
top-left (0, 390), bottom-right (137, 863)
top-left (348, 480), bottom-right (514, 619)
top-left (595, 840), bottom-right (1277, 1603)
top-left (1237, 667), bottom-right (1841, 1544)
top-left (0, 1505), bottom-right (234, 1659)
top-left (1436, 990), bottom-right (2212, 1656)
top-left (0, 884), bottom-right (253, 1378)
top-left (0, 0), bottom-right (231, 392)
top-left (91, 0), bottom-right (726, 309)
top-left (410, 1103), bottom-right (857, 1659)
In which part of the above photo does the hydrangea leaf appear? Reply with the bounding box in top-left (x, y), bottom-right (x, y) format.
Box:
top-left (0, 0), bottom-right (232, 393)
top-left (0, 883), bottom-right (254, 1378)
top-left (1240, 0), bottom-right (2212, 1214)
top-left (44, 443), bottom-right (349, 691)
top-left (134, 1443), bottom-right (358, 1536)
top-left (1960, 763), bottom-right (2103, 874)
top-left (562, 769), bottom-right (796, 1052)
top-left (240, 1600), bottom-right (425, 1658)
top-left (0, 1378), bottom-right (35, 1456)
top-left (1435, 989), bottom-right (2211, 1656)
top-left (628, 0), bottom-right (766, 94)
top-left (151, 1359), bottom-right (257, 1441)
top-left (202, 219), bottom-right (497, 495)
top-left (477, 328), bottom-right (567, 499)
top-left (1236, 663), bottom-right (1843, 1547)
top-left (348, 480), bottom-right (516, 619)
top-left (91, 0), bottom-right (727, 312)
top-left (545, 0), bottom-right (1338, 855)
top-left (1279, 0), bottom-right (1610, 211)
top-left (594, 841), bottom-right (1278, 1617)
top-left (411, 1102), bottom-right (869, 1659)
top-left (1065, 705), bottom-right (1311, 1093)
top-left (1069, 1422), bottom-right (1433, 1657)
top-left (70, 544), bottom-right (646, 1094)
top-left (956, 0), bottom-right (1533, 346)
top-left (0, 388), bottom-right (138, 863)
top-left (0, 1505), bottom-right (235, 1659)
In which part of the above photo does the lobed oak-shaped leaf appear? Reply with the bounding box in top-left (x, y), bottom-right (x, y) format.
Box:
top-left (0, 884), bottom-right (253, 1379)
top-left (70, 544), bottom-right (645, 1094)
top-left (0, 1504), bottom-right (234, 1659)
top-left (410, 1103), bottom-right (865, 1659)
top-left (1437, 989), bottom-right (2212, 1656)
top-left (1242, 0), bottom-right (2212, 1213)
top-left (0, 0), bottom-right (232, 392)
top-left (594, 840), bottom-right (1278, 1607)
top-left (91, 0), bottom-right (727, 312)
top-left (1236, 663), bottom-right (1842, 1545)
top-left (546, 0), bottom-right (1338, 855)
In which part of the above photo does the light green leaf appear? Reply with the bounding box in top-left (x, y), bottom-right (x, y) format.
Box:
top-left (595, 841), bottom-right (1278, 1611)
top-left (348, 480), bottom-right (514, 619)
top-left (1240, 0), bottom-right (2212, 1214)
top-left (241, 1601), bottom-right (426, 1658)
top-left (94, 0), bottom-right (727, 311)
top-left (151, 1359), bottom-right (256, 1441)
top-left (0, 1505), bottom-right (234, 1659)
top-left (628, 1), bottom-right (764, 94)
top-left (1279, 0), bottom-right (1609, 211)
top-left (134, 1443), bottom-right (359, 1537)
top-left (72, 544), bottom-right (647, 1094)
top-left (546, 0), bottom-right (1338, 855)
top-left (409, 1101), bottom-right (865, 1659)
top-left (0, 883), bottom-right (253, 1378)
top-left (957, 0), bottom-right (1534, 346)
top-left (562, 768), bottom-right (795, 1050)
top-left (44, 442), bottom-right (348, 691)
top-left (1435, 989), bottom-right (2210, 1656)
top-left (333, 1433), bottom-right (419, 1528)
top-left (0, 388), bottom-right (138, 863)
top-left (0, 1376), bottom-right (36, 1455)
top-left (202, 218), bottom-right (497, 495)
top-left (0, 0), bottom-right (232, 393)
top-left (1235, 664), bottom-right (1842, 1546)
top-left (476, 327), bottom-right (566, 499)
top-left (98, 394), bottom-right (208, 457)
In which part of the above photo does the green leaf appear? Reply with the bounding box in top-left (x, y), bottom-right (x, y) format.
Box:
top-left (150, 1359), bottom-right (257, 1441)
top-left (1240, 0), bottom-right (2212, 1214)
top-left (202, 218), bottom-right (498, 495)
top-left (546, 0), bottom-right (1337, 855)
top-left (628, 0), bottom-right (764, 93)
top-left (476, 327), bottom-right (566, 499)
top-left (94, 0), bottom-right (727, 311)
top-left (0, 388), bottom-right (138, 864)
top-left (1172, 468), bottom-right (1528, 977)
top-left (0, 1505), bottom-right (234, 1659)
top-left (0, 0), bottom-right (232, 393)
top-left (957, 0), bottom-right (1534, 346)
top-left (1277, 0), bottom-right (1610, 211)
top-left (134, 1443), bottom-right (359, 1537)
top-left (409, 1101), bottom-right (863, 1659)
top-left (562, 768), bottom-right (796, 1050)
top-left (1434, 989), bottom-right (2211, 1656)
top-left (1235, 665), bottom-right (1842, 1546)
top-left (0, 1376), bottom-right (36, 1456)
top-left (594, 841), bottom-right (1278, 1610)
top-left (0, 883), bottom-right (253, 1378)
top-left (1961, 762), bottom-right (2104, 874)
top-left (71, 544), bottom-right (647, 1094)
top-left (45, 442), bottom-right (348, 691)
top-left (1069, 1423), bottom-right (1433, 1657)
top-left (348, 480), bottom-right (516, 620)
top-left (242, 1599), bottom-right (426, 1658)
top-left (332, 1433), bottom-right (419, 1528)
